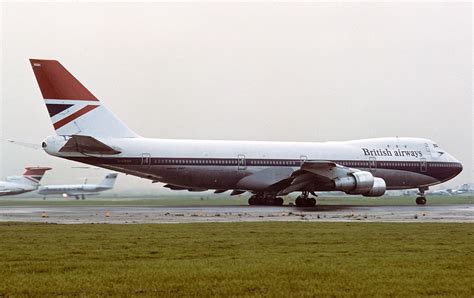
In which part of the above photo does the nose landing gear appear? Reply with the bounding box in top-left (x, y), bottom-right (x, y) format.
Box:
top-left (415, 197), bottom-right (427, 205)
top-left (416, 187), bottom-right (428, 205)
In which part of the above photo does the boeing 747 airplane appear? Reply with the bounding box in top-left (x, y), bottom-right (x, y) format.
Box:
top-left (29, 59), bottom-right (463, 206)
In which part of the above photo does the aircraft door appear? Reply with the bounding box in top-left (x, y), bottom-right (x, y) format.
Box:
top-left (423, 143), bottom-right (432, 157)
top-left (369, 157), bottom-right (377, 173)
top-left (420, 158), bottom-right (427, 173)
top-left (300, 155), bottom-right (308, 166)
top-left (237, 155), bottom-right (246, 170)
top-left (141, 153), bottom-right (152, 168)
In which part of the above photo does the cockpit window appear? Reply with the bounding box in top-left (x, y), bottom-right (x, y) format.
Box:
top-left (433, 144), bottom-right (439, 148)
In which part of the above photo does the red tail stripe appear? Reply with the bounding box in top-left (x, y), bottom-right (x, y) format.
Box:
top-left (24, 176), bottom-right (40, 183)
top-left (29, 59), bottom-right (98, 101)
top-left (53, 105), bottom-right (99, 129)
top-left (23, 167), bottom-right (52, 175)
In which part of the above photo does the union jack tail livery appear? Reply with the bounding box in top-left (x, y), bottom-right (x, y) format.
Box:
top-left (20, 167), bottom-right (52, 185)
top-left (29, 59), bottom-right (138, 138)
top-left (0, 167), bottom-right (52, 196)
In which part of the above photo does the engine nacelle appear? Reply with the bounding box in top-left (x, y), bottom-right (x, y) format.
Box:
top-left (362, 177), bottom-right (386, 197)
top-left (334, 171), bottom-right (374, 194)
top-left (333, 171), bottom-right (386, 197)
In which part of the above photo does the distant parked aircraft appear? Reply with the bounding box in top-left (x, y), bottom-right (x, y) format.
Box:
top-left (38, 173), bottom-right (118, 200)
top-left (30, 59), bottom-right (463, 206)
top-left (427, 189), bottom-right (452, 196)
top-left (449, 183), bottom-right (474, 195)
top-left (0, 167), bottom-right (51, 196)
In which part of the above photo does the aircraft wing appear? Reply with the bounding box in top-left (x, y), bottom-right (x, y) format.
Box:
top-left (300, 161), bottom-right (357, 180)
top-left (234, 160), bottom-right (358, 195)
top-left (276, 161), bottom-right (358, 196)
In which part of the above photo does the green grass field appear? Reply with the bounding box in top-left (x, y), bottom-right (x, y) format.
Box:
top-left (0, 222), bottom-right (472, 296)
top-left (0, 195), bottom-right (473, 207)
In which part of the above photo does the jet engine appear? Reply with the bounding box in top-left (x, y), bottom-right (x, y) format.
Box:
top-left (362, 177), bottom-right (386, 197)
top-left (333, 171), bottom-right (386, 197)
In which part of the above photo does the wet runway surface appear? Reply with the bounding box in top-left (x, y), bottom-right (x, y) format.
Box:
top-left (0, 204), bottom-right (472, 224)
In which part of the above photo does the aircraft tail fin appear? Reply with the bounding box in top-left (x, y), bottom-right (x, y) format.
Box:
top-left (99, 173), bottom-right (118, 188)
top-left (29, 59), bottom-right (138, 138)
top-left (21, 167), bottom-right (52, 185)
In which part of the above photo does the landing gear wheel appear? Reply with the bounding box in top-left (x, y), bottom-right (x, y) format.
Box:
top-left (264, 197), bottom-right (274, 206)
top-left (248, 196), bottom-right (257, 205)
top-left (249, 194), bottom-right (267, 206)
top-left (274, 197), bottom-right (284, 206)
top-left (248, 194), bottom-right (284, 206)
top-left (295, 196), bottom-right (303, 207)
top-left (295, 193), bottom-right (316, 207)
top-left (416, 197), bottom-right (427, 205)
top-left (416, 187), bottom-right (428, 206)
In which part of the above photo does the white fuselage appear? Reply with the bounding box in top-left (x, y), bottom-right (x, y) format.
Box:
top-left (0, 180), bottom-right (37, 196)
top-left (42, 136), bottom-right (463, 193)
top-left (38, 184), bottom-right (111, 197)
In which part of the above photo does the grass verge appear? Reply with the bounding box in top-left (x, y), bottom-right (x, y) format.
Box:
top-left (0, 222), bottom-right (472, 296)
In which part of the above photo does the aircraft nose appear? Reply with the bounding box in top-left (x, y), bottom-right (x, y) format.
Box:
top-left (456, 162), bottom-right (463, 175)
top-left (447, 153), bottom-right (463, 177)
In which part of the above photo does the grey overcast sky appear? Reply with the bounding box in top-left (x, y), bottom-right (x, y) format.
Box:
top-left (1, 2), bottom-right (472, 192)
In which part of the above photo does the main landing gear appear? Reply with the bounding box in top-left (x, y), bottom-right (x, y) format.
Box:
top-left (416, 187), bottom-right (427, 205)
top-left (248, 194), bottom-right (284, 206)
top-left (295, 191), bottom-right (317, 207)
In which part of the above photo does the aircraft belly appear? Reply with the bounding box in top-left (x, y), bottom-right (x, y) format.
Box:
top-left (0, 189), bottom-right (28, 196)
top-left (147, 165), bottom-right (252, 189)
top-left (372, 168), bottom-right (438, 189)
top-left (0, 190), bottom-right (27, 196)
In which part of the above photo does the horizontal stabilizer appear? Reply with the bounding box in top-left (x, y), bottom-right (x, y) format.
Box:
top-left (59, 135), bottom-right (121, 155)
